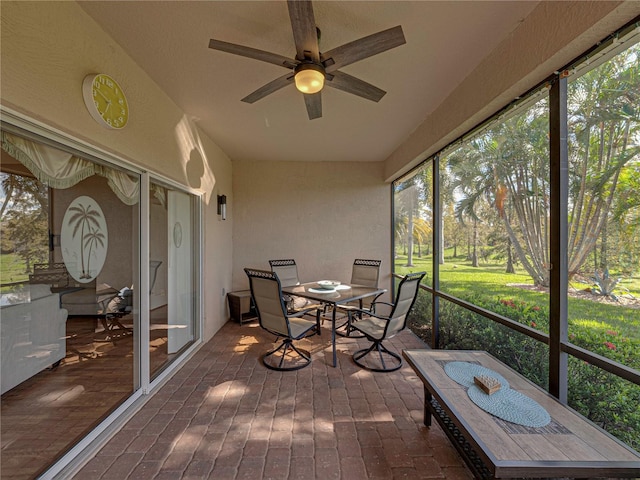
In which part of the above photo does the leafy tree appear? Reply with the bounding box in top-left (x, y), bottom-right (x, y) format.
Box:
top-left (0, 173), bottom-right (48, 271)
top-left (442, 202), bottom-right (468, 259)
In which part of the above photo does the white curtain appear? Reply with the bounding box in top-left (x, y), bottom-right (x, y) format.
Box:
top-left (151, 183), bottom-right (167, 208)
top-left (1, 131), bottom-right (139, 205)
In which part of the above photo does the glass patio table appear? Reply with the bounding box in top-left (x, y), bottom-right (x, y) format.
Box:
top-left (282, 282), bottom-right (386, 367)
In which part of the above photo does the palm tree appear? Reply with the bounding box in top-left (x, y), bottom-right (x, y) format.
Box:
top-left (83, 227), bottom-right (106, 279)
top-left (67, 201), bottom-right (101, 278)
top-left (567, 45), bottom-right (640, 277)
top-left (396, 215), bottom-right (431, 258)
top-left (447, 107), bottom-right (552, 285)
top-left (394, 167), bottom-right (430, 266)
top-left (446, 41), bottom-right (639, 286)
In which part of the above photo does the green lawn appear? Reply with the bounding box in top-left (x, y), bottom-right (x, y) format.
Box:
top-left (0, 253), bottom-right (30, 290)
top-left (394, 251), bottom-right (640, 339)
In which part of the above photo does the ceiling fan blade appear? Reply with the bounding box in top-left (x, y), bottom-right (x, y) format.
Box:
top-left (322, 25), bottom-right (406, 73)
top-left (287, 0), bottom-right (320, 63)
top-left (241, 73), bottom-right (295, 104)
top-left (325, 71), bottom-right (386, 102)
top-left (209, 39), bottom-right (297, 69)
top-left (303, 92), bottom-right (322, 120)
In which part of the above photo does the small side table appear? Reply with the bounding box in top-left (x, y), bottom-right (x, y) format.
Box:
top-left (227, 290), bottom-right (257, 325)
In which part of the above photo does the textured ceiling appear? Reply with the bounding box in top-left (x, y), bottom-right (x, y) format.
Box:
top-left (79, 1), bottom-right (539, 163)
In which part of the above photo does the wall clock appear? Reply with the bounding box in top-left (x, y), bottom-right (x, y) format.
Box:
top-left (82, 73), bottom-right (129, 129)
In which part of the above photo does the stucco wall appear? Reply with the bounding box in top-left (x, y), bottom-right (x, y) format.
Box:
top-left (1, 1), bottom-right (233, 340)
top-left (384, 0), bottom-right (640, 181)
top-left (232, 160), bottom-right (392, 299)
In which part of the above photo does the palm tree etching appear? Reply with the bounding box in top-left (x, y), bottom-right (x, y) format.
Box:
top-left (84, 227), bottom-right (106, 279)
top-left (67, 201), bottom-right (102, 279)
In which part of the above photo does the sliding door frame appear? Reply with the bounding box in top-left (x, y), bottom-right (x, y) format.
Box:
top-left (1, 106), bottom-right (204, 479)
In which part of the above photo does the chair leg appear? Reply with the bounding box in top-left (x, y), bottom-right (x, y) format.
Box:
top-left (304, 309), bottom-right (322, 338)
top-left (336, 311), bottom-right (365, 338)
top-left (108, 314), bottom-right (132, 333)
top-left (320, 304), bottom-right (330, 325)
top-left (316, 309), bottom-right (321, 336)
top-left (352, 340), bottom-right (402, 372)
top-left (95, 313), bottom-right (132, 342)
top-left (262, 338), bottom-right (312, 371)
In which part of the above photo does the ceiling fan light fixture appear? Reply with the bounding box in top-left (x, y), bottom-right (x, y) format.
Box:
top-left (294, 63), bottom-right (325, 94)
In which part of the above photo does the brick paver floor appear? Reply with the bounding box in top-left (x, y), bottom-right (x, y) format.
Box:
top-left (74, 320), bottom-right (473, 479)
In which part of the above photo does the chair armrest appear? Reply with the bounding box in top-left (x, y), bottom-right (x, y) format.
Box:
top-left (370, 300), bottom-right (393, 309)
top-left (337, 294), bottom-right (385, 311)
top-left (287, 305), bottom-right (321, 319)
top-left (346, 307), bottom-right (391, 322)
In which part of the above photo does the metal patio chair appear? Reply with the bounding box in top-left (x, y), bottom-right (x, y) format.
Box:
top-left (333, 258), bottom-right (383, 338)
top-left (96, 260), bottom-right (163, 341)
top-left (245, 268), bottom-right (321, 371)
top-left (268, 258), bottom-right (320, 314)
top-left (350, 271), bottom-right (426, 372)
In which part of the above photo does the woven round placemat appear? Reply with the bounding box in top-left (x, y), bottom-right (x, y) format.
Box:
top-left (443, 361), bottom-right (550, 428)
top-left (467, 385), bottom-right (551, 428)
top-left (444, 361), bottom-right (510, 389)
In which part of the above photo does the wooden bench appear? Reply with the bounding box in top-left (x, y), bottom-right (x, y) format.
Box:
top-left (403, 349), bottom-right (640, 479)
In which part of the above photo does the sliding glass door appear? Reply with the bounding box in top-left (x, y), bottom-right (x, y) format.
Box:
top-left (1, 130), bottom-right (140, 477)
top-left (1, 129), bottom-right (201, 477)
top-left (148, 181), bottom-right (198, 379)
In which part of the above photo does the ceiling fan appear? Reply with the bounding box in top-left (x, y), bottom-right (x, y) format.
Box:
top-left (208, 0), bottom-right (406, 120)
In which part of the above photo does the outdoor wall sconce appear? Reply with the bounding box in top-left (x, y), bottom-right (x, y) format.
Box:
top-left (217, 194), bottom-right (227, 220)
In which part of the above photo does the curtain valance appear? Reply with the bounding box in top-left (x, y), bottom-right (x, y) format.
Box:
top-left (1, 131), bottom-right (140, 205)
